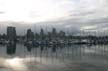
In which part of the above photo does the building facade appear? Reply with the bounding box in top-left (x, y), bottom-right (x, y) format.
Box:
top-left (7, 26), bottom-right (16, 41)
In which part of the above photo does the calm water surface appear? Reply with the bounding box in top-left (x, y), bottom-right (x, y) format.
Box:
top-left (0, 44), bottom-right (108, 71)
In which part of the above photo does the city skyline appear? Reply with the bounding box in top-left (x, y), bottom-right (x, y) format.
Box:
top-left (0, 1), bottom-right (108, 71)
top-left (0, 0), bottom-right (108, 35)
top-left (1, 25), bottom-right (108, 36)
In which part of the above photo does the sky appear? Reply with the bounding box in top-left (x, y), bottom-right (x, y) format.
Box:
top-left (0, 0), bottom-right (108, 34)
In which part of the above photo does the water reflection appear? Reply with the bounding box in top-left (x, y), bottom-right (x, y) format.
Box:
top-left (6, 43), bottom-right (16, 55)
top-left (0, 44), bottom-right (108, 71)
top-left (3, 44), bottom-right (108, 60)
top-left (26, 44), bottom-right (32, 52)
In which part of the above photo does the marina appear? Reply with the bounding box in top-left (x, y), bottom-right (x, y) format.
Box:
top-left (0, 44), bottom-right (108, 71)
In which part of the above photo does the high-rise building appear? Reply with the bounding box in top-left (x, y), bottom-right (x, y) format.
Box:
top-left (59, 30), bottom-right (66, 39)
top-left (7, 26), bottom-right (16, 41)
top-left (52, 28), bottom-right (57, 39)
top-left (26, 29), bottom-right (34, 40)
top-left (40, 28), bottom-right (45, 40)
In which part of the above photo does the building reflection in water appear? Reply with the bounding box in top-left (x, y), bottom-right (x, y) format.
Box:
top-left (51, 45), bottom-right (57, 53)
top-left (26, 44), bottom-right (32, 52)
top-left (6, 42), bottom-right (16, 55)
top-left (40, 45), bottom-right (44, 52)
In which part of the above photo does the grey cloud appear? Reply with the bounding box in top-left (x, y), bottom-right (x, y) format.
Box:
top-left (1, 0), bottom-right (108, 35)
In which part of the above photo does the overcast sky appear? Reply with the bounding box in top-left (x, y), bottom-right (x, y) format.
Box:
top-left (0, 0), bottom-right (108, 34)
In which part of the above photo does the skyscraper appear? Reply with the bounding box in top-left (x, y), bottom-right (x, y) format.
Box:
top-left (52, 28), bottom-right (57, 39)
top-left (40, 28), bottom-right (45, 40)
top-left (26, 29), bottom-right (34, 41)
top-left (7, 26), bottom-right (16, 41)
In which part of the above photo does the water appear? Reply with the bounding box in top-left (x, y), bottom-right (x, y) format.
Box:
top-left (0, 44), bottom-right (108, 71)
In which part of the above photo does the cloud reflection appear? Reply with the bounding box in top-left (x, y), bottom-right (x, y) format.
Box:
top-left (0, 56), bottom-right (64, 71)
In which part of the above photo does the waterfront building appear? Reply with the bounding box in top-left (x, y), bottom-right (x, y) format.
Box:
top-left (40, 28), bottom-right (45, 40)
top-left (51, 28), bottom-right (57, 39)
top-left (26, 29), bottom-right (34, 41)
top-left (7, 26), bottom-right (16, 41)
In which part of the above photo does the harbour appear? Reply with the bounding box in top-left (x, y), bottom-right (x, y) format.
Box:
top-left (0, 44), bottom-right (108, 71)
